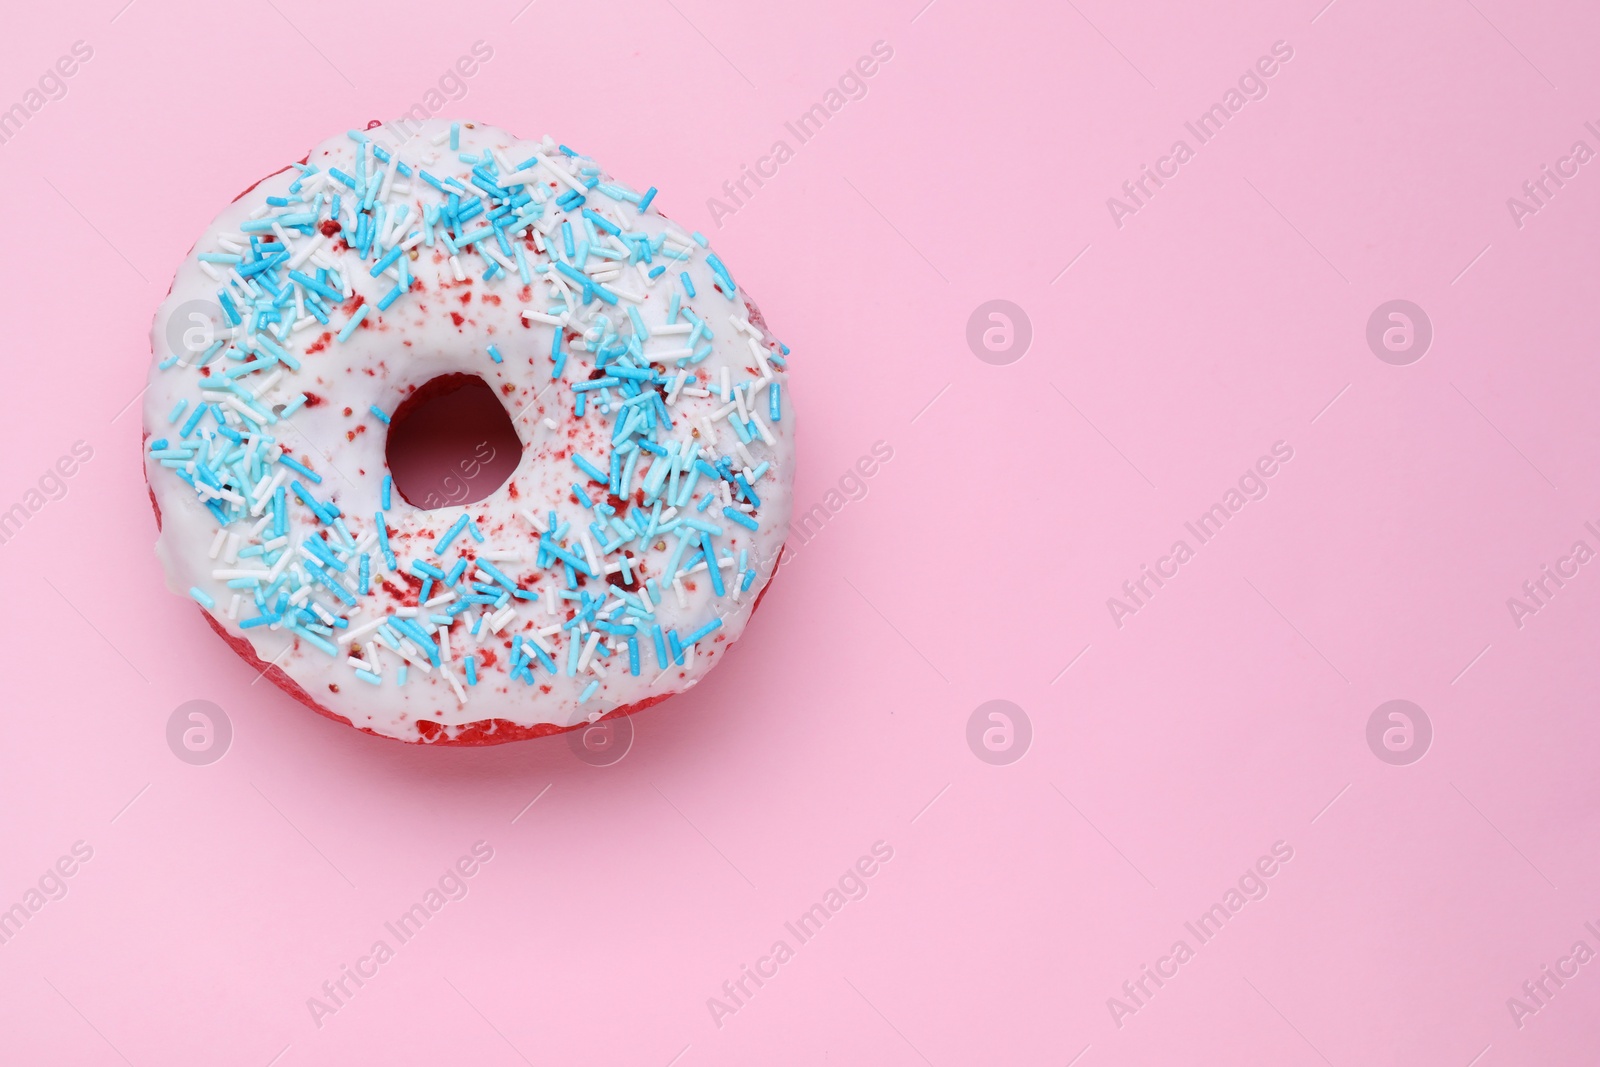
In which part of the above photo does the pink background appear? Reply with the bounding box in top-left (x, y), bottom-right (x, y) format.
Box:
top-left (3, 0), bottom-right (1599, 1063)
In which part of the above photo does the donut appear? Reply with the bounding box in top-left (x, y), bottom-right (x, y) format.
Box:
top-left (143, 119), bottom-right (794, 745)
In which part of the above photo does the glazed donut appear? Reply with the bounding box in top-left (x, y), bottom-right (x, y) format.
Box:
top-left (143, 119), bottom-right (794, 745)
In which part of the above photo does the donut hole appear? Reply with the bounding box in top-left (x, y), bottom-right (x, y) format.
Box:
top-left (384, 374), bottom-right (522, 509)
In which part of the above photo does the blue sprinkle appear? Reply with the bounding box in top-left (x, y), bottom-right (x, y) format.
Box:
top-left (683, 617), bottom-right (722, 646)
top-left (369, 405), bottom-right (390, 424)
top-left (488, 343), bottom-right (504, 364)
top-left (381, 475), bottom-right (392, 510)
top-left (571, 453), bottom-right (607, 483)
top-left (189, 587), bottom-right (215, 609)
top-left (722, 507), bottom-right (759, 531)
top-left (179, 404), bottom-right (205, 439)
top-left (651, 624), bottom-right (668, 668)
top-left (336, 304), bottom-right (370, 342)
top-left (579, 679), bottom-right (599, 703)
top-left (278, 454), bottom-right (323, 484)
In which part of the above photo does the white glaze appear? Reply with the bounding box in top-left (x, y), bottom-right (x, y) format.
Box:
top-left (143, 120), bottom-right (793, 742)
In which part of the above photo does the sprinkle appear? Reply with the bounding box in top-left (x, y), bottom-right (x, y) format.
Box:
top-left (369, 405), bottom-right (391, 424)
top-left (487, 343), bottom-right (504, 364)
top-left (722, 506), bottom-right (759, 531)
top-left (683, 617), bottom-right (722, 646)
top-left (571, 453), bottom-right (607, 483)
top-left (381, 475), bottom-right (393, 510)
top-left (278, 454), bottom-right (323, 484)
top-left (189, 587), bottom-right (215, 609)
top-left (334, 302), bottom-right (368, 340)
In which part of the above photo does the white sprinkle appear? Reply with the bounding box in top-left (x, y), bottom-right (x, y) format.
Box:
top-left (337, 617), bottom-right (387, 646)
top-left (577, 632), bottom-right (601, 672)
top-left (529, 150), bottom-right (587, 194)
top-left (287, 232), bottom-right (324, 270)
top-left (441, 666), bottom-right (467, 704)
top-left (579, 532), bottom-right (601, 581)
top-left (210, 567), bottom-right (271, 580)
